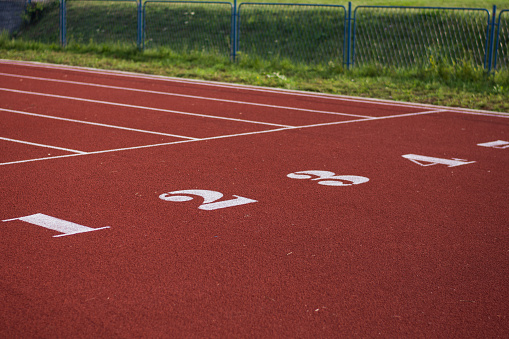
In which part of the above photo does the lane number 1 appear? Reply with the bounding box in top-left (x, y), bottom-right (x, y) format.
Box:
top-left (2, 213), bottom-right (110, 237)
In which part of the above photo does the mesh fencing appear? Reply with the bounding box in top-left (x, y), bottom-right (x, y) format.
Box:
top-left (238, 3), bottom-right (346, 65)
top-left (352, 6), bottom-right (491, 68)
top-left (65, 0), bottom-right (138, 46)
top-left (5, 1), bottom-right (508, 71)
top-left (495, 10), bottom-right (509, 70)
top-left (1, 0), bottom-right (60, 43)
top-left (143, 1), bottom-right (233, 56)
top-left (0, 0), bottom-right (28, 34)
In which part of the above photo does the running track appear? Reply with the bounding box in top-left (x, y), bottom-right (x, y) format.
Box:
top-left (1, 60), bottom-right (507, 338)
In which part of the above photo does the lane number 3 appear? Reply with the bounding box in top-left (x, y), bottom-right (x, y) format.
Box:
top-left (287, 170), bottom-right (369, 186)
top-left (159, 190), bottom-right (257, 210)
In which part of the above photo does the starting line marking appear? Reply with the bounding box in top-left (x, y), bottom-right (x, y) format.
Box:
top-left (0, 136), bottom-right (87, 154)
top-left (0, 110), bottom-right (446, 166)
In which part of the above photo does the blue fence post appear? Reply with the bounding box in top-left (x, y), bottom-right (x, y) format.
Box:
top-left (493, 10), bottom-right (506, 71)
top-left (343, 2), bottom-right (352, 69)
top-left (487, 5), bottom-right (497, 72)
top-left (137, 0), bottom-right (142, 50)
top-left (231, 0), bottom-right (237, 62)
top-left (60, 0), bottom-right (66, 47)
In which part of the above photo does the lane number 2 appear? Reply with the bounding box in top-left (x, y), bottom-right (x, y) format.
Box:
top-left (159, 190), bottom-right (257, 210)
top-left (287, 170), bottom-right (369, 186)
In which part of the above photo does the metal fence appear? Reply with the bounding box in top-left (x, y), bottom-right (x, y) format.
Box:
top-left (352, 6), bottom-right (492, 68)
top-left (7, 0), bottom-right (509, 71)
top-left (64, 0), bottom-right (139, 46)
top-left (494, 9), bottom-right (509, 69)
top-left (237, 3), bottom-right (346, 65)
top-left (143, 1), bottom-right (233, 56)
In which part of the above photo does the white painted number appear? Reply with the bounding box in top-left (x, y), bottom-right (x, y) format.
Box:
top-left (159, 189), bottom-right (257, 210)
top-left (402, 154), bottom-right (475, 167)
top-left (287, 170), bottom-right (369, 186)
top-left (2, 213), bottom-right (110, 237)
top-left (477, 140), bottom-right (509, 149)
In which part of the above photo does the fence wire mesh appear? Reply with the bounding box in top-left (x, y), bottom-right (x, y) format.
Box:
top-left (352, 6), bottom-right (491, 68)
top-left (4, 1), bottom-right (508, 72)
top-left (238, 3), bottom-right (346, 65)
top-left (1, 0), bottom-right (60, 43)
top-left (495, 10), bottom-right (509, 70)
top-left (0, 0), bottom-right (29, 34)
top-left (143, 1), bottom-right (232, 56)
top-left (66, 0), bottom-right (138, 46)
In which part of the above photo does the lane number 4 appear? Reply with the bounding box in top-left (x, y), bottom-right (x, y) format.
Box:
top-left (402, 154), bottom-right (475, 167)
top-left (477, 140), bottom-right (509, 149)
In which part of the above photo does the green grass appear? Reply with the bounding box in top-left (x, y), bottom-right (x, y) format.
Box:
top-left (1, 0), bottom-right (508, 112)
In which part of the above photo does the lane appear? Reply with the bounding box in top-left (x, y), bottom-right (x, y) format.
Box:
top-left (1, 112), bottom-right (507, 337)
top-left (0, 61), bottom-right (428, 118)
top-left (0, 109), bottom-right (190, 154)
top-left (0, 87), bottom-right (294, 128)
top-left (0, 71), bottom-right (374, 120)
top-left (0, 90), bottom-right (282, 139)
top-left (0, 76), bottom-right (362, 126)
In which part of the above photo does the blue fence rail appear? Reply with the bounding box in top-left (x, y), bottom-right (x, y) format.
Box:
top-left (14, 0), bottom-right (508, 71)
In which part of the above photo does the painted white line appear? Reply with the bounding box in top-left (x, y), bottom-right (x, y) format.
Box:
top-left (0, 136), bottom-right (88, 154)
top-left (0, 153), bottom-right (83, 166)
top-left (0, 87), bottom-right (293, 128)
top-left (446, 110), bottom-right (509, 119)
top-left (0, 72), bottom-right (374, 119)
top-left (73, 110), bottom-right (447, 153)
top-left (0, 109), bottom-right (443, 166)
top-left (1, 59), bottom-right (507, 116)
top-left (291, 109), bottom-right (447, 129)
top-left (0, 108), bottom-right (199, 140)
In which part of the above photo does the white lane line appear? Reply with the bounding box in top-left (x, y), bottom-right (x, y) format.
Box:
top-left (0, 88), bottom-right (294, 128)
top-left (0, 60), bottom-right (439, 108)
top-left (0, 109), bottom-right (442, 166)
top-left (2, 60), bottom-right (507, 117)
top-left (0, 72), bottom-right (374, 119)
top-left (0, 153), bottom-right (83, 166)
top-left (0, 108), bottom-right (199, 140)
top-left (0, 136), bottom-right (88, 154)
top-left (447, 110), bottom-right (509, 119)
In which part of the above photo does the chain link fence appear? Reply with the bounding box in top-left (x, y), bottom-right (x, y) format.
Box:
top-left (237, 3), bottom-right (346, 65)
top-left (65, 0), bottom-right (138, 46)
top-left (352, 6), bottom-right (491, 68)
top-left (0, 0), bottom-right (28, 34)
top-left (143, 1), bottom-right (233, 56)
top-left (1, 0), bottom-right (59, 42)
top-left (4, 1), bottom-right (508, 71)
top-left (494, 9), bottom-right (509, 69)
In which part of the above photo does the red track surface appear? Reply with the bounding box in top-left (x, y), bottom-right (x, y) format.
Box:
top-left (1, 60), bottom-right (508, 338)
